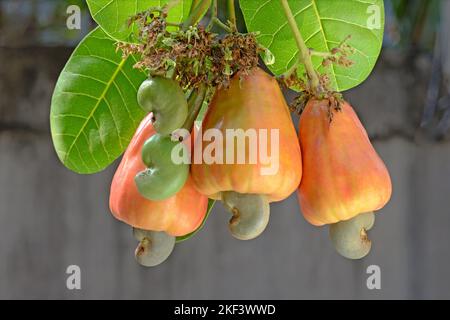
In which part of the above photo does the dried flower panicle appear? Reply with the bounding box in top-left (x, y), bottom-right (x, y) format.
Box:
top-left (117, 9), bottom-right (261, 90)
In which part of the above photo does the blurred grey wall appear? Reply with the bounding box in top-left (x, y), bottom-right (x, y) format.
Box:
top-left (1, 1), bottom-right (450, 299)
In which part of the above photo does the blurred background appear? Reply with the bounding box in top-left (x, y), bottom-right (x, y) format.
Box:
top-left (1, 0), bottom-right (450, 299)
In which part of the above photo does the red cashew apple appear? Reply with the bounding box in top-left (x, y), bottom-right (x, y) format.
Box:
top-left (110, 113), bottom-right (208, 267)
top-left (110, 113), bottom-right (207, 236)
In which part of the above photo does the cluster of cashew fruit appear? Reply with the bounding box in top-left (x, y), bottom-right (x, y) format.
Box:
top-left (109, 67), bottom-right (391, 267)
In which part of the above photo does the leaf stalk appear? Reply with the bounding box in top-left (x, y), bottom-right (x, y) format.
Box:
top-left (183, 0), bottom-right (212, 30)
top-left (182, 84), bottom-right (207, 131)
top-left (228, 0), bottom-right (237, 32)
top-left (279, 0), bottom-right (320, 93)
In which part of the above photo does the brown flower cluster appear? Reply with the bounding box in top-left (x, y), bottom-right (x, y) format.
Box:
top-left (117, 10), bottom-right (261, 90)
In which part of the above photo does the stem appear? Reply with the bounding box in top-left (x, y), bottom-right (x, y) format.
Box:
top-left (212, 17), bottom-right (232, 33)
top-left (182, 85), bottom-right (207, 131)
top-left (189, 0), bottom-right (202, 12)
top-left (166, 22), bottom-right (182, 28)
top-left (183, 0), bottom-right (212, 30)
top-left (279, 0), bottom-right (320, 92)
top-left (207, 0), bottom-right (218, 30)
top-left (207, 0), bottom-right (232, 33)
top-left (228, 0), bottom-right (237, 32)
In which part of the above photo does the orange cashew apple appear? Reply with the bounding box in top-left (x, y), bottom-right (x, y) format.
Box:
top-left (192, 67), bottom-right (302, 240)
top-left (297, 99), bottom-right (392, 259)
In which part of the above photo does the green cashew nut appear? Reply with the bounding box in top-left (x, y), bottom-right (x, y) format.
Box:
top-left (222, 192), bottom-right (270, 240)
top-left (133, 228), bottom-right (175, 267)
top-left (137, 77), bottom-right (188, 135)
top-left (329, 212), bottom-right (375, 260)
top-left (135, 134), bottom-right (189, 201)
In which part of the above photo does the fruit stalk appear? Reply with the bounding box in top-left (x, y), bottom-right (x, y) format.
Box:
top-left (183, 0), bottom-right (212, 30)
top-left (182, 84), bottom-right (207, 132)
top-left (228, 0), bottom-right (237, 31)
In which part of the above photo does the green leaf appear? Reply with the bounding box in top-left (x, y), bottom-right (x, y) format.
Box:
top-left (86, 0), bottom-right (193, 42)
top-left (176, 199), bottom-right (215, 243)
top-left (50, 27), bottom-right (146, 174)
top-left (240, 0), bottom-right (385, 92)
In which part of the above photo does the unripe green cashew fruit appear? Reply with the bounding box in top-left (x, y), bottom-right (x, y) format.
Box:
top-left (137, 77), bottom-right (188, 135)
top-left (135, 134), bottom-right (189, 201)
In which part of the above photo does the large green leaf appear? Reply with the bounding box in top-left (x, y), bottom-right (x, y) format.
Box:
top-left (240, 0), bottom-right (385, 92)
top-left (86, 0), bottom-right (193, 42)
top-left (50, 27), bottom-right (146, 174)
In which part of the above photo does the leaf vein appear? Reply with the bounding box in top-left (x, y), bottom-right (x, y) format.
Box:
top-left (320, 17), bottom-right (381, 41)
top-left (52, 113), bottom-right (89, 120)
top-left (81, 131), bottom-right (101, 168)
top-left (311, 0), bottom-right (338, 90)
top-left (92, 0), bottom-right (114, 18)
top-left (59, 91), bottom-right (99, 100)
top-left (64, 71), bottom-right (108, 85)
top-left (267, 2), bottom-right (313, 49)
top-left (74, 144), bottom-right (90, 172)
top-left (113, 81), bottom-right (138, 124)
top-left (79, 54), bottom-right (120, 67)
top-left (103, 95), bottom-right (124, 150)
top-left (249, 0), bottom-right (272, 23)
top-left (90, 112), bottom-right (112, 161)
